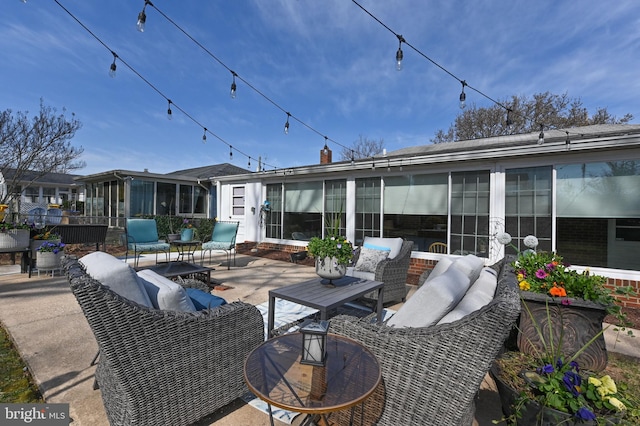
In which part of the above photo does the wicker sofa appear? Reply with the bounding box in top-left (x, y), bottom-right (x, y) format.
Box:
top-left (62, 255), bottom-right (264, 426)
top-left (329, 255), bottom-right (520, 426)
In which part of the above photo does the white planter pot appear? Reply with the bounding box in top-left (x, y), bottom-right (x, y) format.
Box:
top-left (315, 256), bottom-right (347, 286)
top-left (0, 229), bottom-right (30, 249)
top-left (30, 238), bottom-right (61, 259)
top-left (36, 251), bottom-right (64, 270)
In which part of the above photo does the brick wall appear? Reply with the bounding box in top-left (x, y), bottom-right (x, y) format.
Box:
top-left (241, 242), bottom-right (640, 309)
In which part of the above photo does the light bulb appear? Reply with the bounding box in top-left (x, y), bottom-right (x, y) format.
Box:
top-left (284, 115), bottom-right (290, 134)
top-left (538, 131), bottom-right (544, 145)
top-left (167, 100), bottom-right (172, 120)
top-left (136, 10), bottom-right (146, 32)
top-left (395, 47), bottom-right (403, 71)
top-left (459, 92), bottom-right (466, 109)
top-left (230, 81), bottom-right (236, 99)
top-left (109, 61), bottom-right (117, 78)
top-left (202, 128), bottom-right (207, 144)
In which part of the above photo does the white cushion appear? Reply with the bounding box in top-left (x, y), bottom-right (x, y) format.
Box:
top-left (450, 254), bottom-right (485, 284)
top-left (346, 267), bottom-right (375, 281)
top-left (136, 269), bottom-right (197, 312)
top-left (79, 251), bottom-right (153, 308)
top-left (436, 267), bottom-right (498, 324)
top-left (387, 267), bottom-right (471, 328)
top-left (354, 246), bottom-right (390, 273)
top-left (425, 256), bottom-right (455, 284)
top-left (362, 237), bottom-right (404, 259)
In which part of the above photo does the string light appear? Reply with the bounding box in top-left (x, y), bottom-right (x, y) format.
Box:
top-left (350, 151), bottom-right (355, 166)
top-left (109, 51), bottom-right (117, 78)
top-left (248, 158), bottom-right (251, 170)
top-left (136, 0), bottom-right (150, 32)
top-left (506, 108), bottom-right (513, 129)
top-left (167, 99), bottom-right (172, 120)
top-left (395, 34), bottom-right (404, 71)
top-left (371, 157), bottom-right (376, 170)
top-left (387, 158), bottom-right (391, 172)
top-left (323, 136), bottom-right (329, 155)
top-left (284, 112), bottom-right (290, 134)
top-left (565, 131), bottom-right (571, 151)
top-left (202, 128), bottom-right (207, 143)
top-left (230, 71), bottom-right (237, 99)
top-left (537, 124), bottom-right (544, 145)
top-left (229, 145), bottom-right (233, 160)
top-left (459, 81), bottom-right (467, 109)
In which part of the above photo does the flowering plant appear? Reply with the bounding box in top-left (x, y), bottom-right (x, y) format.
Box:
top-left (36, 241), bottom-right (65, 253)
top-left (180, 218), bottom-right (193, 229)
top-left (307, 235), bottom-right (353, 266)
top-left (32, 230), bottom-right (61, 240)
top-left (0, 220), bottom-right (31, 232)
top-left (498, 232), bottom-right (634, 328)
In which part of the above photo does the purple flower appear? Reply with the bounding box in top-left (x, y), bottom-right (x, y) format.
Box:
top-left (569, 361), bottom-right (579, 372)
top-left (562, 371), bottom-right (582, 396)
top-left (336, 243), bottom-right (342, 249)
top-left (545, 262), bottom-right (556, 270)
top-left (575, 407), bottom-right (596, 421)
top-left (561, 299), bottom-right (572, 306)
top-left (539, 364), bottom-right (554, 374)
top-left (535, 268), bottom-right (548, 279)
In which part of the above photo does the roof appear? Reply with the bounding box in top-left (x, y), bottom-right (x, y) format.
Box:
top-left (386, 124), bottom-right (640, 158)
top-left (166, 163), bottom-right (248, 179)
top-left (1, 168), bottom-right (81, 185)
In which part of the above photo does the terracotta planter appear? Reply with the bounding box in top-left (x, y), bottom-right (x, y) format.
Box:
top-left (36, 251), bottom-right (64, 270)
top-left (315, 256), bottom-right (346, 286)
top-left (0, 229), bottom-right (30, 249)
top-left (518, 291), bottom-right (608, 371)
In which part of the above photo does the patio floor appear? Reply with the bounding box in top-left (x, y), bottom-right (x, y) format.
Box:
top-left (5, 251), bottom-right (628, 425)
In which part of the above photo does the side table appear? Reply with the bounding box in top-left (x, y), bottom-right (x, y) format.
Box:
top-left (170, 240), bottom-right (201, 263)
top-left (244, 332), bottom-right (381, 426)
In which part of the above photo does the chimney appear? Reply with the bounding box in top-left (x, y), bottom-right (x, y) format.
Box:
top-left (320, 144), bottom-right (332, 164)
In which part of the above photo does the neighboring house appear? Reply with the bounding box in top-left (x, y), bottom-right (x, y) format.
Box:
top-left (213, 124), bottom-right (640, 284)
top-left (0, 168), bottom-right (84, 219)
top-left (76, 163), bottom-right (247, 228)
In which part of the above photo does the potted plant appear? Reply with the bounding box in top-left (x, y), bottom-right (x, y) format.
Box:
top-left (498, 233), bottom-right (635, 371)
top-left (30, 229), bottom-right (62, 263)
top-left (180, 218), bottom-right (195, 241)
top-left (35, 240), bottom-right (66, 271)
top-left (0, 220), bottom-right (31, 249)
top-left (307, 234), bottom-right (353, 285)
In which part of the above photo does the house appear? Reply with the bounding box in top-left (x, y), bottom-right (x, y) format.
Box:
top-left (211, 124), bottom-right (640, 294)
top-left (76, 163), bottom-right (247, 228)
top-left (0, 168), bottom-right (84, 220)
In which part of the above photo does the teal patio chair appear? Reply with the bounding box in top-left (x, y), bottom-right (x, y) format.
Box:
top-left (200, 221), bottom-right (239, 269)
top-left (125, 218), bottom-right (170, 267)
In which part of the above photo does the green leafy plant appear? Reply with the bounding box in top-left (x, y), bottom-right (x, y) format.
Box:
top-left (307, 235), bottom-right (353, 266)
top-left (306, 208), bottom-right (353, 266)
top-left (494, 301), bottom-right (640, 424)
top-left (0, 221), bottom-right (31, 232)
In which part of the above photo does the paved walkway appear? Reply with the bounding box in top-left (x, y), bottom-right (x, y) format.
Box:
top-left (0, 252), bottom-right (637, 426)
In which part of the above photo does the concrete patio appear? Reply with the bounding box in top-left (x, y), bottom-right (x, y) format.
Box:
top-left (0, 252), bottom-right (637, 425)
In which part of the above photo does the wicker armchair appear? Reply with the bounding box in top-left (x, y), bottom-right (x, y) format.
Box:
top-left (63, 256), bottom-right (264, 426)
top-left (329, 257), bottom-right (520, 426)
top-left (350, 240), bottom-right (414, 305)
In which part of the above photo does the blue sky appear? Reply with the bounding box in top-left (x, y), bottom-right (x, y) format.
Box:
top-left (3, 1), bottom-right (639, 175)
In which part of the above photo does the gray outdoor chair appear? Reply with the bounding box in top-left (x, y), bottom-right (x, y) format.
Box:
top-left (328, 256), bottom-right (521, 425)
top-left (63, 256), bottom-right (264, 426)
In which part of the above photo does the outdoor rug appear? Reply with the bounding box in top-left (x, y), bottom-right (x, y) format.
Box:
top-left (243, 299), bottom-right (396, 424)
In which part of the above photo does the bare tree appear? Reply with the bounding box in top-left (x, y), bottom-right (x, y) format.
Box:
top-left (432, 92), bottom-right (633, 143)
top-left (0, 100), bottom-right (85, 204)
top-left (339, 135), bottom-right (385, 160)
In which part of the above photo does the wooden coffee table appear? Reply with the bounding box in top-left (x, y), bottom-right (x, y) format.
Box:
top-left (244, 332), bottom-right (381, 426)
top-left (267, 276), bottom-right (383, 338)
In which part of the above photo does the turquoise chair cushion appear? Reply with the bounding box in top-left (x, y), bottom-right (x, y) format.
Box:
top-left (209, 222), bottom-right (238, 245)
top-left (128, 242), bottom-right (170, 251)
top-left (202, 241), bottom-right (233, 250)
top-left (127, 219), bottom-right (160, 243)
